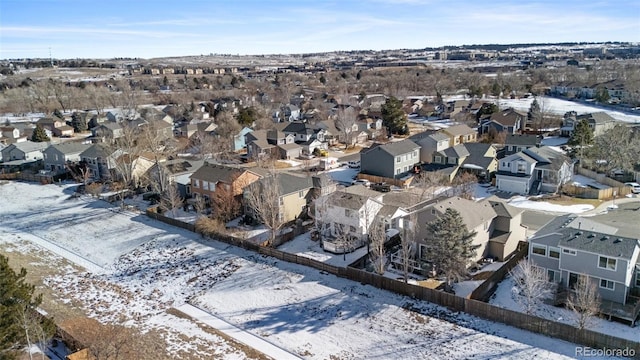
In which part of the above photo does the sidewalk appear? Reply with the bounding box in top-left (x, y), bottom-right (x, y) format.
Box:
top-left (175, 304), bottom-right (302, 360)
top-left (580, 195), bottom-right (640, 216)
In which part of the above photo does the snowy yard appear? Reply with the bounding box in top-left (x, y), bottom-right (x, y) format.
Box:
top-left (277, 232), bottom-right (369, 267)
top-left (508, 196), bottom-right (594, 214)
top-left (0, 181), bottom-right (603, 359)
top-left (571, 174), bottom-right (611, 190)
top-left (490, 276), bottom-right (640, 343)
top-left (326, 167), bottom-right (359, 185)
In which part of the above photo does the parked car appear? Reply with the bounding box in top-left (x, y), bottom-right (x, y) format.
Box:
top-left (624, 182), bottom-right (640, 194)
top-left (352, 179), bottom-right (371, 187)
top-left (348, 160), bottom-right (361, 168)
top-left (371, 182), bottom-right (391, 192)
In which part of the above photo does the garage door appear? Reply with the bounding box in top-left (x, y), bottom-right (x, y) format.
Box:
top-left (497, 177), bottom-right (526, 194)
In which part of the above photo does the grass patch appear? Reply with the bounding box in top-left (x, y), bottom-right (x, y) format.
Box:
top-left (546, 196), bottom-right (603, 207)
top-left (167, 308), bottom-right (272, 360)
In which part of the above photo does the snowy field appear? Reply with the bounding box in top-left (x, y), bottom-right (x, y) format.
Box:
top-left (0, 181), bottom-right (601, 359)
top-left (508, 196), bottom-right (594, 214)
top-left (490, 276), bottom-right (640, 343)
top-left (497, 96), bottom-right (640, 124)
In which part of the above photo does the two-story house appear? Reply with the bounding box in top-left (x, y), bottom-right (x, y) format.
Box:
top-left (42, 143), bottom-right (90, 174)
top-left (360, 139), bottom-right (420, 179)
top-left (37, 117), bottom-right (74, 137)
top-left (91, 122), bottom-right (124, 142)
top-left (190, 163), bottom-right (262, 203)
top-left (410, 131), bottom-right (448, 164)
top-left (503, 134), bottom-right (542, 157)
top-left (560, 111), bottom-right (618, 137)
top-left (1, 141), bottom-right (49, 165)
top-left (79, 143), bottom-right (119, 181)
top-left (441, 124), bottom-right (477, 147)
top-left (245, 129), bottom-right (301, 160)
top-left (496, 146), bottom-right (573, 195)
top-left (529, 227), bottom-right (640, 307)
top-left (244, 172), bottom-right (315, 225)
top-left (146, 159), bottom-right (204, 198)
top-left (0, 126), bottom-right (23, 144)
top-left (480, 108), bottom-right (526, 135)
top-left (281, 121), bottom-right (329, 155)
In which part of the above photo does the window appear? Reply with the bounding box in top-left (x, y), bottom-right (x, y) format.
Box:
top-left (598, 256), bottom-right (616, 271)
top-left (532, 245), bottom-right (546, 256)
top-left (547, 269), bottom-right (558, 283)
top-left (396, 168), bottom-right (401, 175)
top-left (413, 151), bottom-right (418, 157)
top-left (562, 248), bottom-right (576, 256)
top-left (599, 279), bottom-right (614, 290)
top-left (396, 156), bottom-right (401, 163)
top-left (508, 146), bottom-right (513, 151)
top-left (516, 162), bottom-right (526, 174)
top-left (345, 209), bottom-right (354, 217)
top-left (193, 179), bottom-right (200, 188)
top-left (435, 156), bottom-right (442, 163)
top-left (448, 157), bottom-right (456, 164)
top-left (501, 162), bottom-right (506, 168)
top-left (548, 247), bottom-right (560, 259)
top-left (299, 190), bottom-right (304, 198)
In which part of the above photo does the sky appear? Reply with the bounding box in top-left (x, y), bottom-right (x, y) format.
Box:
top-left (1, 0), bottom-right (639, 59)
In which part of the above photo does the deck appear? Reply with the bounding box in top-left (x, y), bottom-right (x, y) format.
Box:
top-left (554, 285), bottom-right (640, 326)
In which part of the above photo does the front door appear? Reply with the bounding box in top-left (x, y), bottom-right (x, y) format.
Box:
top-left (568, 272), bottom-right (579, 289)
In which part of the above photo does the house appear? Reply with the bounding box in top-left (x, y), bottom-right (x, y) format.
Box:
top-left (274, 104), bottom-right (300, 122)
top-left (37, 117), bottom-right (74, 137)
top-left (314, 187), bottom-right (385, 251)
top-left (410, 131), bottom-right (448, 164)
top-left (486, 200), bottom-right (527, 261)
top-left (232, 127), bottom-right (253, 152)
top-left (176, 124), bottom-right (199, 139)
top-left (503, 134), bottom-right (542, 157)
top-left (190, 163), bottom-right (262, 202)
top-left (1, 141), bottom-right (48, 163)
top-left (79, 143), bottom-right (119, 181)
top-left (42, 143), bottom-right (90, 174)
top-left (560, 111), bottom-right (618, 137)
top-left (529, 225), bottom-right (640, 307)
top-left (441, 124), bottom-right (477, 146)
top-left (0, 126), bottom-right (22, 143)
top-left (245, 129), bottom-right (299, 160)
top-left (459, 143), bottom-right (499, 182)
top-left (244, 172), bottom-right (314, 224)
top-left (480, 108), bottom-right (526, 135)
top-left (360, 139), bottom-right (420, 179)
top-left (91, 122), bottom-right (123, 141)
top-left (496, 146), bottom-right (573, 195)
top-left (146, 159), bottom-right (204, 198)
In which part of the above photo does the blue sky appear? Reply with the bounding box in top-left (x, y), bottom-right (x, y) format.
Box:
top-left (1, 0), bottom-right (638, 59)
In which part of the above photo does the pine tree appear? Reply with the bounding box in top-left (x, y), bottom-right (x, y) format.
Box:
top-left (567, 119), bottom-right (593, 159)
top-left (71, 112), bottom-right (88, 132)
top-left (30, 124), bottom-right (50, 142)
top-left (381, 96), bottom-right (408, 135)
top-left (0, 254), bottom-right (55, 359)
top-left (425, 208), bottom-right (479, 286)
top-left (527, 98), bottom-right (541, 126)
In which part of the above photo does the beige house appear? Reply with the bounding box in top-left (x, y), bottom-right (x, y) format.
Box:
top-left (243, 172), bottom-right (315, 224)
top-left (190, 163), bottom-right (262, 201)
top-left (441, 124), bottom-right (477, 147)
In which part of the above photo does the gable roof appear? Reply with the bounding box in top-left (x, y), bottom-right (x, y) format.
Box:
top-left (505, 134), bottom-right (541, 146)
top-left (48, 142), bottom-right (90, 155)
top-left (325, 190), bottom-right (377, 211)
top-left (364, 139), bottom-right (419, 157)
top-left (79, 143), bottom-right (113, 159)
top-left (440, 144), bottom-right (470, 159)
top-left (577, 112), bottom-right (616, 125)
top-left (4, 141), bottom-right (49, 153)
top-left (277, 172), bottom-right (313, 195)
top-left (443, 124), bottom-right (475, 137)
top-left (489, 108), bottom-right (526, 126)
top-left (488, 199), bottom-right (523, 218)
top-left (190, 163), bottom-right (253, 184)
top-left (430, 197), bottom-right (497, 229)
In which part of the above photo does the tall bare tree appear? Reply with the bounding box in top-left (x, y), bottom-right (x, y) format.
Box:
top-left (510, 259), bottom-right (552, 315)
top-left (244, 174), bottom-right (282, 245)
top-left (400, 212), bottom-right (418, 283)
top-left (566, 275), bottom-right (601, 330)
top-left (368, 218), bottom-right (387, 275)
top-left (161, 184), bottom-right (183, 217)
top-left (334, 106), bottom-right (357, 149)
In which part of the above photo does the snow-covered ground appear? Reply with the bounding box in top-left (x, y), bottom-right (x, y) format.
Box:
top-left (541, 136), bottom-right (568, 146)
top-left (571, 174), bottom-right (610, 190)
top-left (508, 196), bottom-right (594, 214)
top-left (277, 232), bottom-right (369, 267)
top-left (0, 181), bottom-right (600, 359)
top-left (473, 183), bottom-right (496, 201)
top-left (497, 96), bottom-right (640, 124)
top-left (326, 167), bottom-right (359, 185)
top-left (490, 276), bottom-right (640, 343)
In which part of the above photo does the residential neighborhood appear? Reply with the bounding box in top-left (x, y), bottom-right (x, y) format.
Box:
top-left (2, 36), bottom-right (640, 360)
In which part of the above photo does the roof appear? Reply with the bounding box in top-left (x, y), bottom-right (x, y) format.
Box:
top-left (161, 159), bottom-right (204, 175)
top-left (325, 190), bottom-right (376, 210)
top-left (275, 172), bottom-right (313, 195)
top-left (282, 121), bottom-right (314, 135)
top-left (577, 112), bottom-right (616, 125)
top-left (343, 184), bottom-right (384, 199)
top-left (503, 151), bottom-right (537, 164)
top-left (190, 163), bottom-right (250, 184)
top-left (489, 108), bottom-right (526, 126)
top-left (364, 139), bottom-right (419, 157)
top-left (442, 124), bottom-right (475, 137)
top-left (278, 143), bottom-right (302, 151)
top-left (488, 200), bottom-right (523, 218)
top-left (430, 197), bottom-right (497, 229)
top-left (440, 144), bottom-right (469, 159)
top-left (460, 143), bottom-right (495, 170)
top-left (48, 142), bottom-right (90, 155)
top-left (311, 173), bottom-right (334, 188)
top-left (3, 141), bottom-right (49, 153)
top-left (523, 146), bottom-right (570, 170)
top-left (99, 122), bottom-right (122, 131)
top-left (565, 217), bottom-right (618, 236)
top-left (79, 143), bottom-right (113, 159)
top-left (505, 134), bottom-right (541, 146)
top-left (558, 228), bottom-right (639, 260)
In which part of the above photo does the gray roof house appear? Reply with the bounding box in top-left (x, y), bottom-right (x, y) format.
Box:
top-left (529, 220), bottom-right (640, 321)
top-left (360, 139), bottom-right (420, 179)
top-left (0, 141), bottom-right (49, 170)
top-left (79, 143), bottom-right (119, 181)
top-left (42, 143), bottom-right (90, 174)
top-left (561, 111), bottom-right (618, 137)
top-left (495, 146), bottom-right (573, 195)
top-left (503, 134), bottom-right (542, 157)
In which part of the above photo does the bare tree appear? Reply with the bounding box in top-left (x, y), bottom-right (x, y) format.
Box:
top-left (509, 259), bottom-right (552, 315)
top-left (451, 172), bottom-right (478, 200)
top-left (334, 106), bottom-right (357, 149)
top-left (211, 181), bottom-right (241, 222)
top-left (399, 212), bottom-right (418, 283)
top-left (415, 171), bottom-right (446, 199)
top-left (161, 184), bottom-right (183, 217)
top-left (86, 182), bottom-right (103, 198)
top-left (243, 174), bottom-right (282, 245)
top-left (192, 194), bottom-right (207, 218)
top-left (368, 218), bottom-right (387, 275)
top-left (566, 275), bottom-right (601, 330)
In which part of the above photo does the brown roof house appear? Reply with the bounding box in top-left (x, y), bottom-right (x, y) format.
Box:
top-left (189, 163), bottom-right (262, 202)
top-left (480, 108), bottom-right (526, 135)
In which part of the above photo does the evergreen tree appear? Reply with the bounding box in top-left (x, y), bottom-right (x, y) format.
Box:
top-left (424, 208), bottom-right (479, 286)
top-left (71, 112), bottom-right (88, 132)
top-left (0, 254), bottom-right (55, 359)
top-left (527, 98), bottom-right (541, 125)
top-left (476, 102), bottom-right (498, 121)
top-left (567, 119), bottom-right (593, 159)
top-left (381, 96), bottom-right (408, 135)
top-left (594, 87), bottom-right (610, 103)
top-left (53, 109), bottom-right (64, 120)
top-left (30, 124), bottom-right (50, 142)
top-left (236, 106), bottom-right (257, 127)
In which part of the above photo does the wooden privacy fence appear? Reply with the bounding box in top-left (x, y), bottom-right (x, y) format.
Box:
top-left (147, 210), bottom-right (640, 357)
top-left (357, 173), bottom-right (413, 188)
top-left (576, 167), bottom-right (626, 188)
top-left (469, 242), bottom-right (528, 301)
top-left (563, 184), bottom-right (631, 200)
